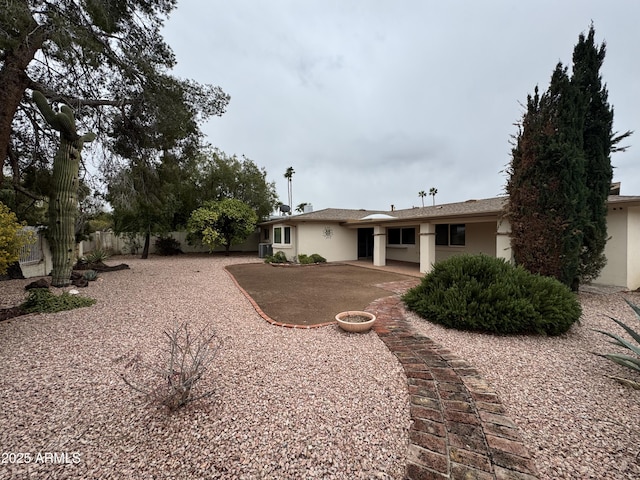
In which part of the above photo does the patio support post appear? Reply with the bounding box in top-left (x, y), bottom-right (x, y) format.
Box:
top-left (419, 223), bottom-right (436, 274)
top-left (373, 225), bottom-right (386, 267)
top-left (496, 218), bottom-right (512, 262)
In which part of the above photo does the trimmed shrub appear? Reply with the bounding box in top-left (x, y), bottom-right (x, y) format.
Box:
top-left (154, 235), bottom-right (182, 256)
top-left (297, 253), bottom-right (327, 264)
top-left (264, 251), bottom-right (288, 264)
top-left (21, 288), bottom-right (96, 314)
top-left (309, 253), bottom-right (326, 263)
top-left (402, 254), bottom-right (581, 335)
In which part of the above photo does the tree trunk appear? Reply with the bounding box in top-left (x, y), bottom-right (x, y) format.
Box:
top-left (141, 231), bottom-right (150, 259)
top-left (49, 138), bottom-right (80, 287)
top-left (0, 10), bottom-right (46, 177)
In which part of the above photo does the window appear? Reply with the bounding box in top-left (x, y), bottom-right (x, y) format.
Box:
top-left (388, 227), bottom-right (416, 245)
top-left (435, 224), bottom-right (466, 246)
top-left (401, 228), bottom-right (416, 245)
top-left (388, 228), bottom-right (401, 245)
top-left (435, 224), bottom-right (448, 246)
top-left (273, 226), bottom-right (291, 245)
top-left (262, 228), bottom-right (269, 241)
top-left (450, 224), bottom-right (465, 246)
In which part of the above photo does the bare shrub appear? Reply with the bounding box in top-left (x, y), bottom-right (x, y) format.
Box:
top-left (121, 322), bottom-right (221, 411)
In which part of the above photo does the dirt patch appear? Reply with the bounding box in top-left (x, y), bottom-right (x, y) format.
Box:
top-left (226, 262), bottom-right (416, 326)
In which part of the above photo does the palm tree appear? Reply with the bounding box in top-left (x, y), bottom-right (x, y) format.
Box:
top-left (418, 190), bottom-right (427, 207)
top-left (429, 187), bottom-right (438, 206)
top-left (284, 167), bottom-right (295, 215)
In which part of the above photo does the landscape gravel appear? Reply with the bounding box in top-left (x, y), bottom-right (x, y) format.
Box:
top-left (2, 255), bottom-right (640, 479)
top-left (0, 256), bottom-right (410, 480)
top-left (407, 286), bottom-right (640, 479)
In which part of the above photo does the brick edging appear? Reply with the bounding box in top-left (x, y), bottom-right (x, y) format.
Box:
top-left (224, 267), bottom-right (336, 329)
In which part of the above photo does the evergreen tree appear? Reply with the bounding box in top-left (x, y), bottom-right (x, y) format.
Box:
top-left (506, 65), bottom-right (587, 289)
top-left (1, 1), bottom-right (229, 216)
top-left (506, 25), bottom-right (630, 290)
top-left (571, 25), bottom-right (630, 282)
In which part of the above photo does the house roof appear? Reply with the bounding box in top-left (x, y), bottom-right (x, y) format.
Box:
top-left (260, 195), bottom-right (640, 226)
top-left (260, 208), bottom-right (387, 225)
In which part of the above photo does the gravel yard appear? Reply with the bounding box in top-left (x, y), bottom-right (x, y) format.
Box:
top-left (1, 255), bottom-right (639, 479)
top-left (0, 256), bottom-right (410, 480)
top-left (408, 288), bottom-right (640, 479)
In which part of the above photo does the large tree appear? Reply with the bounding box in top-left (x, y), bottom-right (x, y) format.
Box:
top-left (106, 149), bottom-right (278, 257)
top-left (572, 26), bottom-right (631, 282)
top-left (506, 25), bottom-right (631, 290)
top-left (106, 159), bottom-right (172, 259)
top-left (1, 1), bottom-right (229, 278)
top-left (187, 199), bottom-right (258, 256)
top-left (506, 66), bottom-right (587, 290)
top-left (198, 149), bottom-right (279, 221)
top-left (0, 1), bottom-right (228, 209)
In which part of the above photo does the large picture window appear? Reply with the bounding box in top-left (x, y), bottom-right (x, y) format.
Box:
top-left (274, 226), bottom-right (291, 245)
top-left (435, 224), bottom-right (466, 246)
top-left (387, 227), bottom-right (416, 245)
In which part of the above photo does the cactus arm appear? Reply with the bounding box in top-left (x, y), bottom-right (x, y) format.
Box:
top-left (80, 132), bottom-right (96, 143)
top-left (33, 90), bottom-right (59, 127)
top-left (32, 90), bottom-right (79, 140)
top-left (59, 104), bottom-right (74, 120)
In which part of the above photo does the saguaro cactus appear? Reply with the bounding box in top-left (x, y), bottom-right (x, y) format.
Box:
top-left (33, 91), bottom-right (96, 287)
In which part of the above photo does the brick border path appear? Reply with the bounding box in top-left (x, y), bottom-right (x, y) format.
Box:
top-left (368, 280), bottom-right (539, 480)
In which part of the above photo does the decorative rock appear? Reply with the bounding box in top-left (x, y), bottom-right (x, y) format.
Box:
top-left (72, 277), bottom-right (89, 288)
top-left (25, 278), bottom-right (49, 290)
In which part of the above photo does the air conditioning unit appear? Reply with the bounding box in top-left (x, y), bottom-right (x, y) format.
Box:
top-left (258, 243), bottom-right (273, 258)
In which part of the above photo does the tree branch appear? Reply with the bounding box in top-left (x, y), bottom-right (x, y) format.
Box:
top-left (11, 182), bottom-right (46, 202)
top-left (27, 79), bottom-right (130, 108)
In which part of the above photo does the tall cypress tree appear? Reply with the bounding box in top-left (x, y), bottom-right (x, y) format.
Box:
top-left (571, 25), bottom-right (622, 282)
top-left (506, 25), bottom-right (630, 290)
top-left (506, 65), bottom-right (586, 289)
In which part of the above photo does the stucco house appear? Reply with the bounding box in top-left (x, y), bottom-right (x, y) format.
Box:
top-left (259, 195), bottom-right (640, 290)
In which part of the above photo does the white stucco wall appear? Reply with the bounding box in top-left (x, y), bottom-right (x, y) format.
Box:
top-left (597, 208), bottom-right (628, 287)
top-left (625, 206), bottom-right (640, 290)
top-left (295, 223), bottom-right (357, 262)
top-left (386, 245), bottom-right (420, 262)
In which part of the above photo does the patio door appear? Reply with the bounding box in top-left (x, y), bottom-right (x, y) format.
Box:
top-left (357, 228), bottom-right (374, 259)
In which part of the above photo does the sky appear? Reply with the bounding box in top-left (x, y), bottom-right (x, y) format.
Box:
top-left (161, 1), bottom-right (640, 212)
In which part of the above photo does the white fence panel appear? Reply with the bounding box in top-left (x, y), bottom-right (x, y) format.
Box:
top-left (18, 227), bottom-right (42, 265)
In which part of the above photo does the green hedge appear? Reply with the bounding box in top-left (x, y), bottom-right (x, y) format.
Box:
top-left (402, 254), bottom-right (581, 335)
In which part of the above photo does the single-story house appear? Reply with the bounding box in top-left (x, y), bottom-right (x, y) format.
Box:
top-left (259, 195), bottom-right (640, 290)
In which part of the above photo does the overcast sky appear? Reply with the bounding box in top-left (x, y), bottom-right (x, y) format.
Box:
top-left (161, 1), bottom-right (639, 212)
